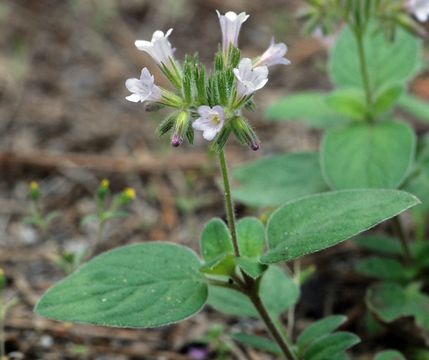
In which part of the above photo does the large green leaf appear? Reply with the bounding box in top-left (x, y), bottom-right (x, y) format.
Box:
top-left (35, 242), bottom-right (208, 328)
top-left (262, 190), bottom-right (419, 264)
top-left (330, 25), bottom-right (421, 92)
top-left (266, 91), bottom-right (349, 128)
top-left (208, 266), bottom-right (299, 317)
top-left (366, 282), bottom-right (429, 333)
top-left (321, 121), bottom-right (416, 190)
top-left (232, 152), bottom-right (328, 207)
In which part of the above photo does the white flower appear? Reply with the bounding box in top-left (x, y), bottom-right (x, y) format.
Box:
top-left (408, 0), bottom-right (429, 22)
top-left (216, 11), bottom-right (249, 54)
top-left (233, 58), bottom-right (268, 98)
top-left (253, 37), bottom-right (291, 67)
top-left (125, 68), bottom-right (162, 103)
top-left (192, 106), bottom-right (225, 141)
top-left (135, 29), bottom-right (175, 66)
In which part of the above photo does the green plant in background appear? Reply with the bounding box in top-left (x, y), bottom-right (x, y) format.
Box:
top-left (231, 0), bottom-right (429, 356)
top-left (0, 269), bottom-right (18, 360)
top-left (33, 5), bottom-right (423, 360)
top-left (24, 180), bottom-right (136, 274)
top-left (23, 181), bottom-right (60, 233)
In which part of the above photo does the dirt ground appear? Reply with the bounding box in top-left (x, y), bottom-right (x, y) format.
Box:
top-left (1, 0), bottom-right (428, 359)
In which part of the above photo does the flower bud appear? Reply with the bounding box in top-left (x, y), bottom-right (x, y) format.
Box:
top-left (232, 116), bottom-right (260, 151)
top-left (171, 111), bottom-right (190, 147)
top-left (29, 181), bottom-right (41, 201)
top-left (118, 187), bottom-right (136, 206)
top-left (97, 179), bottom-right (110, 202)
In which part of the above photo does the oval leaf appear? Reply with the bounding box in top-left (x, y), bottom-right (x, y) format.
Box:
top-left (374, 350), bottom-right (406, 360)
top-left (237, 217), bottom-right (266, 257)
top-left (35, 242), bottom-right (208, 328)
top-left (321, 121), bottom-right (416, 189)
top-left (200, 218), bottom-right (233, 261)
top-left (262, 190), bottom-right (419, 263)
top-left (233, 152), bottom-right (328, 207)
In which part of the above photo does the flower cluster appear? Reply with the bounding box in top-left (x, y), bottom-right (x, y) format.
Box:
top-left (125, 10), bottom-right (290, 151)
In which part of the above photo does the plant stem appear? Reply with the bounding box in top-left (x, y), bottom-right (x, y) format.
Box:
top-left (217, 148), bottom-right (297, 360)
top-left (248, 287), bottom-right (297, 360)
top-left (218, 149), bottom-right (240, 257)
top-left (354, 27), bottom-right (374, 120)
top-left (392, 216), bottom-right (413, 262)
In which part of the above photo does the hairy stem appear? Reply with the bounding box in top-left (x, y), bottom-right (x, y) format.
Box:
top-left (217, 148), bottom-right (297, 360)
top-left (218, 149), bottom-right (240, 257)
top-left (354, 28), bottom-right (374, 121)
top-left (248, 284), bottom-right (298, 360)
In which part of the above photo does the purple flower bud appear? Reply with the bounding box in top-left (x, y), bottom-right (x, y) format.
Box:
top-left (171, 134), bottom-right (182, 147)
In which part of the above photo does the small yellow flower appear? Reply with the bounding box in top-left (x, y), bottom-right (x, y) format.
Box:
top-left (124, 187), bottom-right (137, 200)
top-left (30, 181), bottom-right (39, 191)
top-left (101, 179), bottom-right (110, 189)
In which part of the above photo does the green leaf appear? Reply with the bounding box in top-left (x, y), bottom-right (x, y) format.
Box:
top-left (262, 190), bottom-right (419, 263)
top-left (402, 135), bottom-right (429, 214)
top-left (366, 282), bottom-right (429, 332)
top-left (235, 257), bottom-right (267, 279)
top-left (330, 25), bottom-right (421, 92)
top-left (374, 350), bottom-right (406, 360)
top-left (232, 152), bottom-right (328, 207)
top-left (356, 257), bottom-right (414, 282)
top-left (199, 253), bottom-right (236, 276)
top-left (353, 236), bottom-right (404, 256)
top-left (321, 121), bottom-right (416, 189)
top-left (326, 89), bottom-right (367, 120)
top-left (373, 85), bottom-right (404, 116)
top-left (200, 218), bottom-right (233, 261)
top-left (266, 92), bottom-right (349, 128)
top-left (237, 217), bottom-right (265, 257)
top-left (208, 266), bottom-right (299, 317)
top-left (231, 333), bottom-right (281, 354)
top-left (35, 242), bottom-right (208, 328)
top-left (298, 315), bottom-right (347, 352)
top-left (303, 332), bottom-right (360, 360)
top-left (398, 94), bottom-right (429, 123)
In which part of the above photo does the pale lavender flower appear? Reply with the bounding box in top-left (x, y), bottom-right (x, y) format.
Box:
top-left (253, 37), bottom-right (291, 67)
top-left (233, 58), bottom-right (268, 98)
top-left (192, 106), bottom-right (225, 141)
top-left (408, 0), bottom-right (429, 22)
top-left (125, 68), bottom-right (162, 103)
top-left (135, 29), bottom-right (175, 66)
top-left (216, 11), bottom-right (249, 54)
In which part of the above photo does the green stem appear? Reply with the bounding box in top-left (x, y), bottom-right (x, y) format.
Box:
top-left (218, 149), bottom-right (240, 257)
top-left (248, 286), bottom-right (298, 360)
top-left (217, 149), bottom-right (297, 360)
top-left (354, 27), bottom-right (374, 121)
top-left (392, 216), bottom-right (413, 262)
